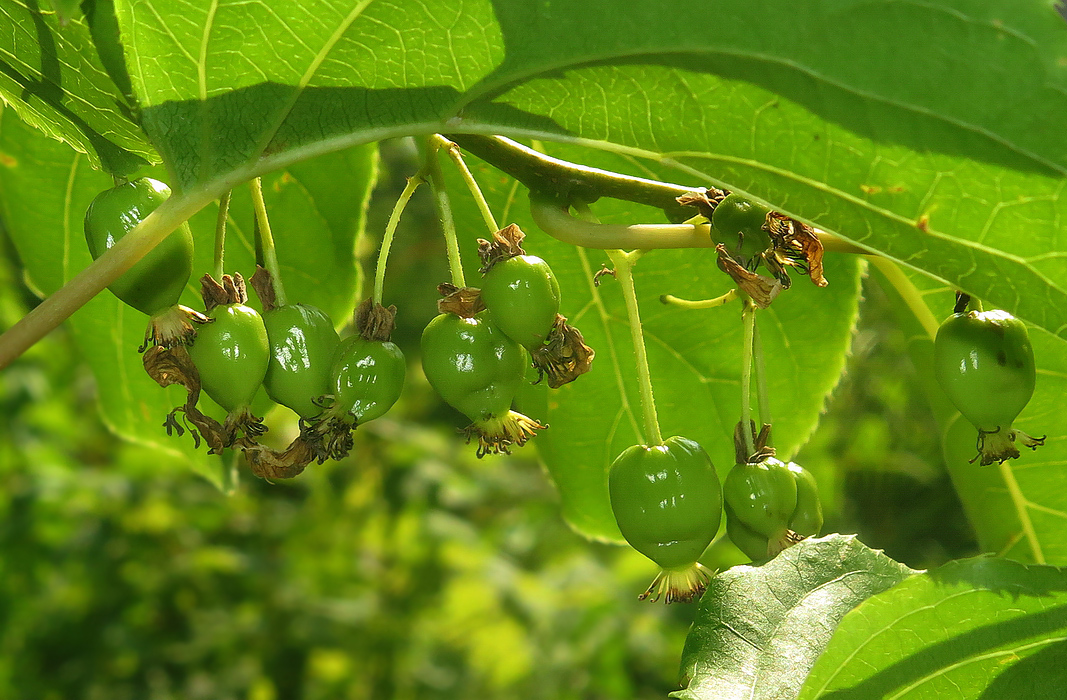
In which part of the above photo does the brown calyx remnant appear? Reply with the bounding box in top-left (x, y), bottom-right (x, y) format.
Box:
top-left (249, 265), bottom-right (278, 311)
top-left (531, 314), bottom-right (595, 388)
top-left (763, 213), bottom-right (827, 288)
top-left (355, 298), bottom-right (397, 342)
top-left (477, 223), bottom-right (526, 273)
top-left (716, 244), bottom-right (782, 309)
top-left (733, 420), bottom-right (775, 465)
top-left (436, 283), bottom-right (486, 317)
top-left (201, 271), bottom-right (248, 312)
top-left (674, 187), bottom-right (728, 221)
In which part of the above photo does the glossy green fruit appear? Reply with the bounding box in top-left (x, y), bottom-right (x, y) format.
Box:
top-left (262, 304), bottom-right (340, 419)
top-left (420, 312), bottom-right (526, 421)
top-left (786, 462), bottom-right (824, 537)
top-left (188, 304), bottom-right (269, 412)
top-left (726, 515), bottom-right (772, 562)
top-left (608, 436), bottom-right (722, 570)
top-left (710, 193), bottom-right (773, 262)
top-left (331, 337), bottom-right (406, 423)
top-left (480, 255), bottom-right (562, 349)
top-left (934, 310), bottom-right (1036, 432)
top-left (723, 457), bottom-right (797, 539)
top-left (84, 178), bottom-right (194, 316)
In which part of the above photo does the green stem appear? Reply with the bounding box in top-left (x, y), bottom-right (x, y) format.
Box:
top-left (447, 133), bottom-right (700, 221)
top-left (660, 289), bottom-right (738, 309)
top-left (423, 137), bottom-right (466, 288)
top-left (250, 178), bottom-right (287, 306)
top-left (740, 300), bottom-right (756, 458)
top-left (606, 248), bottom-right (663, 447)
top-left (213, 190), bottom-right (231, 282)
top-left (435, 135), bottom-right (499, 234)
top-left (753, 318), bottom-right (772, 445)
top-left (374, 172), bottom-right (426, 306)
top-left (531, 196), bottom-right (862, 253)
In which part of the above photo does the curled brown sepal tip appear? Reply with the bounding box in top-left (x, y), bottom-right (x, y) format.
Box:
top-left (241, 436), bottom-right (317, 480)
top-left (531, 314), bottom-right (595, 388)
top-left (674, 187), bottom-right (728, 221)
top-left (716, 245), bottom-right (782, 309)
top-left (477, 223), bottom-right (526, 272)
top-left (437, 283), bottom-right (486, 317)
top-left (201, 271), bottom-right (248, 312)
top-left (249, 265), bottom-right (278, 311)
top-left (355, 298), bottom-right (397, 342)
top-left (764, 214), bottom-right (827, 288)
top-left (139, 305), bottom-right (212, 352)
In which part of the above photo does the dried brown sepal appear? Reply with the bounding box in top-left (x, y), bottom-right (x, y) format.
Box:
top-left (767, 529), bottom-right (808, 557)
top-left (463, 410), bottom-right (545, 458)
top-left (733, 420), bottom-right (776, 464)
top-left (764, 213), bottom-right (827, 287)
top-left (716, 244), bottom-right (782, 309)
top-left (139, 305), bottom-right (212, 352)
top-left (592, 264), bottom-right (616, 287)
top-left (970, 426), bottom-right (1046, 466)
top-left (299, 411), bottom-right (356, 463)
top-left (477, 223), bottom-right (527, 272)
top-left (249, 265), bottom-right (277, 311)
top-left (240, 436), bottom-right (317, 480)
top-left (531, 314), bottom-right (595, 388)
top-left (436, 284), bottom-right (485, 318)
top-left (200, 271), bottom-right (248, 311)
top-left (146, 346), bottom-right (232, 454)
top-left (674, 187), bottom-right (728, 221)
top-left (143, 343), bottom-right (200, 389)
top-left (355, 298), bottom-right (397, 342)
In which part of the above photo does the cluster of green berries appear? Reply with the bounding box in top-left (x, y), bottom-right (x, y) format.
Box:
top-left (421, 224), bottom-right (592, 457)
top-left (84, 178), bottom-right (406, 478)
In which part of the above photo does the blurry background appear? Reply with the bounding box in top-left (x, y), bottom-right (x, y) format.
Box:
top-left (0, 140), bottom-right (976, 700)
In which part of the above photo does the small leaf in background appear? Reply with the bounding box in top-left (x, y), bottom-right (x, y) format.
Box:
top-left (674, 534), bottom-right (919, 700)
top-left (799, 556), bottom-right (1067, 699)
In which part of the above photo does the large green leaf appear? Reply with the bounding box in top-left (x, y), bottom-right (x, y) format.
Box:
top-left (439, 144), bottom-right (862, 541)
top-left (0, 104), bottom-right (376, 483)
top-left (674, 534), bottom-right (919, 700)
top-left (102, 0), bottom-right (1067, 341)
top-left (0, 0), bottom-right (155, 174)
top-left (799, 556), bottom-right (1067, 699)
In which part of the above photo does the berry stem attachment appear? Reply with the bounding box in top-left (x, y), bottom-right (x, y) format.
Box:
top-left (606, 248), bottom-right (663, 447)
top-left (740, 298), bottom-right (756, 458)
top-left (434, 135), bottom-right (499, 234)
top-left (423, 137), bottom-right (466, 289)
top-left (250, 177), bottom-right (287, 307)
top-left (213, 190), bottom-right (231, 282)
top-left (374, 170), bottom-right (427, 307)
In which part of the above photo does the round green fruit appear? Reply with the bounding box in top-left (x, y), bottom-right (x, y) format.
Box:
top-left (786, 462), bottom-right (823, 537)
top-left (331, 336), bottom-right (406, 423)
top-left (934, 309), bottom-right (1035, 432)
top-left (262, 304), bottom-right (340, 419)
top-left (608, 436), bottom-right (722, 570)
top-left (480, 255), bottom-right (561, 349)
top-left (723, 457), bottom-right (797, 539)
top-left (188, 304), bottom-right (269, 413)
top-left (710, 193), bottom-right (773, 262)
top-left (420, 311), bottom-right (526, 421)
top-left (84, 177), bottom-right (194, 316)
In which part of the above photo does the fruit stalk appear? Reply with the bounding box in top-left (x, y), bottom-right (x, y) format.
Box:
top-left (740, 299), bottom-right (756, 458)
top-left (250, 177), bottom-right (287, 307)
top-left (213, 191), bottom-right (231, 282)
top-left (374, 171), bottom-right (426, 306)
top-left (435, 135), bottom-right (499, 234)
top-left (606, 249), bottom-right (663, 447)
top-left (423, 137), bottom-right (466, 289)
